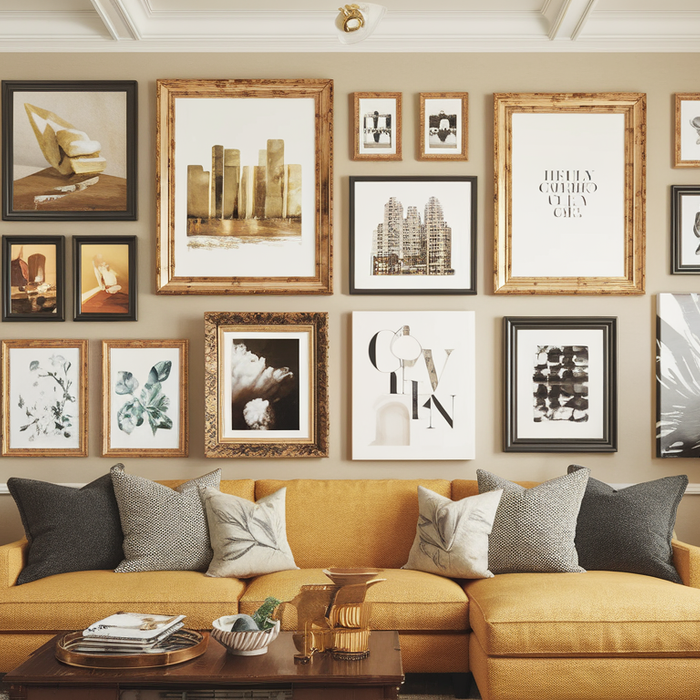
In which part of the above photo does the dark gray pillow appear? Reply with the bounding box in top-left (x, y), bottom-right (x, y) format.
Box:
top-left (568, 465), bottom-right (687, 583)
top-left (8, 474), bottom-right (123, 585)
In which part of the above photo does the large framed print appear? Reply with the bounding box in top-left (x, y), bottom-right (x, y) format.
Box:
top-left (671, 186), bottom-right (700, 273)
top-left (350, 176), bottom-right (476, 295)
top-left (674, 93), bottom-right (700, 168)
top-left (352, 92), bottom-right (402, 161)
top-left (204, 311), bottom-right (328, 458)
top-left (102, 340), bottom-right (188, 457)
top-left (419, 92), bottom-right (468, 161)
top-left (156, 79), bottom-right (332, 295)
top-left (504, 317), bottom-right (617, 453)
top-left (2, 80), bottom-right (137, 221)
top-left (494, 93), bottom-right (646, 295)
top-left (1, 339), bottom-right (88, 457)
top-left (352, 311), bottom-right (475, 460)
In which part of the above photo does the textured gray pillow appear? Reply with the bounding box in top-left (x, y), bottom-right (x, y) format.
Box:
top-left (568, 465), bottom-right (687, 583)
top-left (477, 468), bottom-right (590, 574)
top-left (8, 474), bottom-right (124, 585)
top-left (111, 464), bottom-right (221, 573)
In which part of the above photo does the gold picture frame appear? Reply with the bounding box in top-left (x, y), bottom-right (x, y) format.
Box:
top-left (418, 92), bottom-right (468, 161)
top-left (674, 93), bottom-right (700, 168)
top-left (102, 339), bottom-right (189, 457)
top-left (352, 92), bottom-right (402, 161)
top-left (204, 311), bottom-right (329, 458)
top-left (1, 339), bottom-right (88, 457)
top-left (156, 78), bottom-right (333, 295)
top-left (494, 92), bottom-right (646, 295)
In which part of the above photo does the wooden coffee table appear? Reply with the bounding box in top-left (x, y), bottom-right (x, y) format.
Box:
top-left (5, 630), bottom-right (403, 700)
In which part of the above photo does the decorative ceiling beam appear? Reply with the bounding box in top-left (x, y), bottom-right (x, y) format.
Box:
top-left (548, 0), bottom-right (598, 41)
top-left (90, 0), bottom-right (139, 40)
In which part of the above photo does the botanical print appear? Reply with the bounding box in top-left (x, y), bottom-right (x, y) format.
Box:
top-left (533, 345), bottom-right (589, 423)
top-left (79, 243), bottom-right (129, 315)
top-left (8, 242), bottom-right (58, 315)
top-left (678, 193), bottom-right (700, 268)
top-left (679, 97), bottom-right (700, 163)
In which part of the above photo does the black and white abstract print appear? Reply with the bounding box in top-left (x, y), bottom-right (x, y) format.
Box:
top-left (533, 345), bottom-right (589, 423)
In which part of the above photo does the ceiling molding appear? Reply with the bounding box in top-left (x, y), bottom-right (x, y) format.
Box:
top-left (90, 0), bottom-right (140, 40)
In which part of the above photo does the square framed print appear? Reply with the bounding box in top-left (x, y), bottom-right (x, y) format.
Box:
top-left (204, 311), bottom-right (329, 458)
top-left (671, 186), bottom-right (700, 273)
top-left (674, 93), bottom-right (700, 168)
top-left (102, 340), bottom-right (188, 457)
top-left (156, 78), bottom-right (332, 295)
top-left (2, 80), bottom-right (137, 221)
top-left (418, 92), bottom-right (468, 161)
top-left (349, 176), bottom-right (477, 294)
top-left (1, 339), bottom-right (88, 457)
top-left (352, 311), bottom-right (475, 460)
top-left (504, 316), bottom-right (617, 453)
top-left (2, 235), bottom-right (65, 321)
top-left (352, 92), bottom-right (402, 161)
top-left (494, 92), bottom-right (646, 295)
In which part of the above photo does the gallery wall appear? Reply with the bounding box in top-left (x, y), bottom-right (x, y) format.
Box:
top-left (1, 50), bottom-right (700, 546)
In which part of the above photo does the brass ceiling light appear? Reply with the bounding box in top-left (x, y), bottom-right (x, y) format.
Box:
top-left (335, 3), bottom-right (387, 44)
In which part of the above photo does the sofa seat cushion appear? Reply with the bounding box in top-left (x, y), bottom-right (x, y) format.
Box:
top-left (0, 570), bottom-right (246, 632)
top-left (465, 570), bottom-right (700, 658)
top-left (240, 568), bottom-right (469, 631)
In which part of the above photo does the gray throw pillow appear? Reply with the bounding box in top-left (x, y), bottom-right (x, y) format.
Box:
top-left (111, 464), bottom-right (221, 573)
top-left (8, 474), bottom-right (123, 585)
top-left (568, 465), bottom-right (687, 583)
top-left (477, 468), bottom-right (590, 574)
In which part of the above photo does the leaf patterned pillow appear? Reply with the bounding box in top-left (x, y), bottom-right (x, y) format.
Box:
top-left (201, 486), bottom-right (298, 578)
top-left (402, 486), bottom-right (503, 579)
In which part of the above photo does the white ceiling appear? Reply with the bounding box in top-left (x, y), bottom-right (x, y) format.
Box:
top-left (1, 0), bottom-right (700, 52)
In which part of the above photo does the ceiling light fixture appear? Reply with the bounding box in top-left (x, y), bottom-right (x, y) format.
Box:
top-left (335, 3), bottom-right (387, 45)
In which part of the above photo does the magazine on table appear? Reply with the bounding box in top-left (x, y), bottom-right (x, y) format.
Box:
top-left (63, 627), bottom-right (194, 656)
top-left (83, 612), bottom-right (186, 641)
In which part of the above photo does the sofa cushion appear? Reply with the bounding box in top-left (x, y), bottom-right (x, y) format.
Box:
top-left (239, 568), bottom-right (469, 632)
top-left (465, 570), bottom-right (700, 657)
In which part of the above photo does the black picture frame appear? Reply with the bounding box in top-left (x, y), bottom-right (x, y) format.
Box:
top-left (2, 80), bottom-right (137, 221)
top-left (349, 175), bottom-right (477, 295)
top-left (73, 235), bottom-right (137, 322)
top-left (1, 235), bottom-right (65, 322)
top-left (671, 185), bottom-right (700, 274)
top-left (504, 316), bottom-right (617, 453)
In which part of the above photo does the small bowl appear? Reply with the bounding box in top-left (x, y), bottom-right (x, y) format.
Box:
top-left (211, 616), bottom-right (281, 656)
top-left (322, 567), bottom-right (383, 587)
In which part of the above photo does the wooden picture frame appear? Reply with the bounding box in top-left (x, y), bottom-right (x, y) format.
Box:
top-left (204, 311), bottom-right (329, 458)
top-left (494, 92), bottom-right (646, 295)
top-left (671, 185), bottom-right (700, 274)
top-left (73, 235), bottom-right (137, 321)
top-left (2, 235), bottom-right (65, 322)
top-left (156, 78), bottom-right (333, 295)
top-left (674, 93), bottom-right (700, 168)
top-left (1, 80), bottom-right (137, 221)
top-left (102, 340), bottom-right (189, 457)
top-left (1, 339), bottom-right (88, 457)
top-left (504, 316), bottom-right (617, 453)
top-left (352, 92), bottom-right (402, 161)
top-left (418, 92), bottom-right (468, 161)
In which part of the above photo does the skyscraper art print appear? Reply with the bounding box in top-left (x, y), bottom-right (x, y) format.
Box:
top-left (352, 311), bottom-right (475, 460)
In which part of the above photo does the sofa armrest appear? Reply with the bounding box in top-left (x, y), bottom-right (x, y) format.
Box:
top-left (672, 539), bottom-right (700, 588)
top-left (0, 538), bottom-right (28, 588)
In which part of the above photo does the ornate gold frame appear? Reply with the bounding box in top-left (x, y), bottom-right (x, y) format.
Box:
top-left (674, 93), bottom-right (700, 168)
top-left (494, 92), bottom-right (646, 295)
top-left (418, 92), bottom-right (468, 161)
top-left (352, 92), bottom-right (402, 161)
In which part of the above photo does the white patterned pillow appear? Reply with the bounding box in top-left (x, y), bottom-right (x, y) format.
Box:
top-left (477, 468), bottom-right (590, 574)
top-left (111, 464), bottom-right (221, 573)
top-left (403, 486), bottom-right (503, 579)
top-left (201, 486), bottom-right (298, 578)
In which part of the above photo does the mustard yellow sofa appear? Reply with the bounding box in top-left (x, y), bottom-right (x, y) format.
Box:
top-left (1, 477), bottom-right (700, 700)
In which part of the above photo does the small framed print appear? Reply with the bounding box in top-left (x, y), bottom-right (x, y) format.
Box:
top-left (671, 186), bottom-right (700, 273)
top-left (2, 235), bottom-right (65, 321)
top-left (102, 340), bottom-right (189, 457)
top-left (674, 93), bottom-right (700, 168)
top-left (1, 339), bottom-right (88, 457)
top-left (504, 316), bottom-right (617, 453)
top-left (73, 235), bottom-right (137, 321)
top-left (353, 92), bottom-right (402, 160)
top-left (419, 92), bottom-right (468, 161)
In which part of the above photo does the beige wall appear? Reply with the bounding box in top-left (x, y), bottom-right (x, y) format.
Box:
top-left (1, 51), bottom-right (700, 547)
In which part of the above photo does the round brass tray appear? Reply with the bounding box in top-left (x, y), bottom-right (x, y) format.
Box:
top-left (55, 629), bottom-right (208, 669)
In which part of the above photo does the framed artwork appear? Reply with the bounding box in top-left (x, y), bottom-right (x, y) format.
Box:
top-left (204, 311), bottom-right (329, 458)
top-left (671, 186), bottom-right (700, 274)
top-left (1, 80), bottom-right (137, 221)
top-left (156, 78), bottom-right (332, 295)
top-left (504, 316), bottom-right (617, 453)
top-left (349, 176), bottom-right (477, 295)
top-left (1, 339), bottom-right (88, 457)
top-left (352, 92), bottom-right (402, 161)
top-left (352, 311), bottom-right (475, 460)
top-left (674, 93), bottom-right (700, 168)
top-left (102, 340), bottom-right (189, 457)
top-left (73, 235), bottom-right (137, 321)
top-left (418, 92), bottom-right (468, 161)
top-left (494, 92), bottom-right (646, 295)
top-left (1, 235), bottom-right (65, 322)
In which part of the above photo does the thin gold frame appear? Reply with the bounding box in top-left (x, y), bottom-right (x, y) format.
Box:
top-left (494, 92), bottom-right (646, 295)
top-left (674, 93), bottom-right (700, 168)
top-left (352, 92), bottom-right (402, 161)
top-left (102, 339), bottom-right (189, 457)
top-left (1, 339), bottom-right (88, 457)
top-left (418, 92), bottom-right (468, 161)
top-left (204, 311), bottom-right (329, 458)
